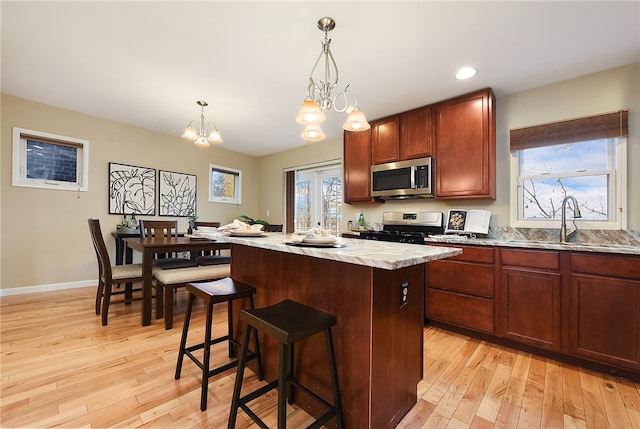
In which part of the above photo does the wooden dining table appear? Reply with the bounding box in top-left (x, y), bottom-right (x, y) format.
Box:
top-left (123, 236), bottom-right (231, 326)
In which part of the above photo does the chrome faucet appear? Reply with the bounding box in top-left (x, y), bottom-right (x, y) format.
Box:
top-left (560, 195), bottom-right (582, 243)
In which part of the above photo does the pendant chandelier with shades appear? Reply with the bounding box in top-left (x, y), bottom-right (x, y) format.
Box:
top-left (182, 100), bottom-right (223, 147)
top-left (296, 17), bottom-right (370, 142)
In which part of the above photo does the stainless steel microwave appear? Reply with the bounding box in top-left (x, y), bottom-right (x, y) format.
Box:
top-left (370, 157), bottom-right (433, 199)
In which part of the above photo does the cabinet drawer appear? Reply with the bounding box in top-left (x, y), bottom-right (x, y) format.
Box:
top-left (429, 244), bottom-right (494, 264)
top-left (427, 288), bottom-right (494, 333)
top-left (571, 253), bottom-right (640, 279)
top-left (428, 261), bottom-right (494, 298)
top-left (501, 249), bottom-right (559, 270)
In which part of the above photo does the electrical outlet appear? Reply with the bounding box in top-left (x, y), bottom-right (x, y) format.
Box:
top-left (400, 281), bottom-right (408, 308)
top-left (266, 210), bottom-right (270, 217)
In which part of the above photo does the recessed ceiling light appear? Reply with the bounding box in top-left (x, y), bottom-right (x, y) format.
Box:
top-left (455, 67), bottom-right (477, 80)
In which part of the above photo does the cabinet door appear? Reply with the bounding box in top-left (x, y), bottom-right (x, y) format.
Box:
top-left (400, 106), bottom-right (432, 160)
top-left (501, 269), bottom-right (561, 351)
top-left (434, 88), bottom-right (495, 199)
top-left (570, 274), bottom-right (640, 370)
top-left (344, 129), bottom-right (376, 203)
top-left (371, 116), bottom-right (399, 165)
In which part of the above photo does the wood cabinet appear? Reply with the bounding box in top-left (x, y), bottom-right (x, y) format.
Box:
top-left (371, 116), bottom-right (399, 165)
top-left (426, 244), bottom-right (496, 333)
top-left (569, 253), bottom-right (640, 370)
top-left (343, 129), bottom-right (378, 203)
top-left (433, 88), bottom-right (496, 199)
top-left (500, 249), bottom-right (561, 351)
top-left (371, 106), bottom-right (433, 165)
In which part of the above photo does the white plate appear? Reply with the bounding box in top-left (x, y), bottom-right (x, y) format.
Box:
top-left (302, 236), bottom-right (337, 244)
top-left (229, 230), bottom-right (265, 237)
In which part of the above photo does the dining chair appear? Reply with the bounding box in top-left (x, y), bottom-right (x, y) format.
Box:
top-left (192, 221), bottom-right (231, 266)
top-left (139, 219), bottom-right (198, 269)
top-left (154, 264), bottom-right (231, 329)
top-left (88, 218), bottom-right (146, 326)
top-left (262, 224), bottom-right (283, 232)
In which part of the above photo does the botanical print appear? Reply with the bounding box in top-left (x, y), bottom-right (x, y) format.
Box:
top-left (159, 170), bottom-right (196, 216)
top-left (109, 163), bottom-right (156, 215)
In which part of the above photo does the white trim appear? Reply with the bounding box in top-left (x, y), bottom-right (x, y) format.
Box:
top-left (12, 127), bottom-right (90, 192)
top-left (0, 279), bottom-right (96, 296)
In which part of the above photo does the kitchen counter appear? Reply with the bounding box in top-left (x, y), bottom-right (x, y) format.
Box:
top-left (200, 231), bottom-right (459, 428)
top-left (424, 236), bottom-right (640, 255)
top-left (202, 232), bottom-right (461, 269)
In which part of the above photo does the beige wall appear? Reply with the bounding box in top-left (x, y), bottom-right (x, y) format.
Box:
top-left (258, 62), bottom-right (639, 232)
top-left (2, 62), bottom-right (638, 293)
top-left (1, 95), bottom-right (258, 291)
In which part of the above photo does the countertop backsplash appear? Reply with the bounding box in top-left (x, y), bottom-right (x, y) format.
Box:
top-left (487, 227), bottom-right (640, 247)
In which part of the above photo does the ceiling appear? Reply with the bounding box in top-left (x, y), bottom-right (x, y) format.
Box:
top-left (2, 1), bottom-right (639, 157)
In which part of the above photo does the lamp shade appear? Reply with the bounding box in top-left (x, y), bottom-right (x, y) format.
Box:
top-left (182, 125), bottom-right (197, 140)
top-left (207, 128), bottom-right (223, 144)
top-left (342, 108), bottom-right (371, 131)
top-left (194, 136), bottom-right (210, 147)
top-left (300, 123), bottom-right (326, 141)
top-left (296, 98), bottom-right (326, 125)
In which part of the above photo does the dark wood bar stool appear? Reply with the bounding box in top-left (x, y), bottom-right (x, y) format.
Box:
top-left (175, 277), bottom-right (263, 411)
top-left (228, 299), bottom-right (344, 429)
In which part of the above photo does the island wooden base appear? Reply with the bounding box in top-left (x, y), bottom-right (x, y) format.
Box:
top-left (230, 244), bottom-right (425, 428)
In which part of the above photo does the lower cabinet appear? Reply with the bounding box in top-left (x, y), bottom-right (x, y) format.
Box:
top-left (570, 253), bottom-right (640, 371)
top-left (500, 249), bottom-right (561, 351)
top-left (425, 243), bottom-right (640, 376)
top-left (426, 245), bottom-right (496, 333)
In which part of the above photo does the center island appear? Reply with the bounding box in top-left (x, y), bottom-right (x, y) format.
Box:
top-left (200, 232), bottom-right (461, 428)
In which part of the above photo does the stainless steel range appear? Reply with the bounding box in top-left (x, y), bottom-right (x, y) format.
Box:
top-left (359, 212), bottom-right (444, 244)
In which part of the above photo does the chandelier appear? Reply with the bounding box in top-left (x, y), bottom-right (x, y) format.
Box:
top-left (182, 100), bottom-right (223, 147)
top-left (296, 17), bottom-right (370, 142)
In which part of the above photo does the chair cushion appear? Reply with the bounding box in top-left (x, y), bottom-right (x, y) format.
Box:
top-left (195, 255), bottom-right (231, 266)
top-left (154, 264), bottom-right (231, 285)
top-left (111, 263), bottom-right (143, 280)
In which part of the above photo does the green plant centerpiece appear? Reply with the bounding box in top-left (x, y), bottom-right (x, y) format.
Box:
top-left (187, 207), bottom-right (198, 232)
top-left (239, 215), bottom-right (269, 226)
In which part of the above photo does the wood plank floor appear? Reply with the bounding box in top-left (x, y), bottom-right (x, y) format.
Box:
top-left (2, 286), bottom-right (639, 428)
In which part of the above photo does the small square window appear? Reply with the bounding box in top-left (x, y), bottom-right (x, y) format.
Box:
top-left (208, 164), bottom-right (242, 204)
top-left (12, 127), bottom-right (89, 192)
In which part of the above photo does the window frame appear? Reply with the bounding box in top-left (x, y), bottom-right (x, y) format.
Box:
top-left (510, 136), bottom-right (627, 230)
top-left (208, 164), bottom-right (242, 204)
top-left (12, 127), bottom-right (89, 192)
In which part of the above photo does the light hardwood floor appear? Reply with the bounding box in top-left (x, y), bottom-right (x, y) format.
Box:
top-left (1, 286), bottom-right (639, 428)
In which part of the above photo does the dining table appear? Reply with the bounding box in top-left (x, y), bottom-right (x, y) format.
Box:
top-left (123, 236), bottom-right (231, 326)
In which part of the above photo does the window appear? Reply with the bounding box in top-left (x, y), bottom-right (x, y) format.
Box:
top-left (208, 164), bottom-right (242, 204)
top-left (510, 111), bottom-right (627, 229)
top-left (12, 127), bottom-right (89, 192)
top-left (293, 165), bottom-right (342, 232)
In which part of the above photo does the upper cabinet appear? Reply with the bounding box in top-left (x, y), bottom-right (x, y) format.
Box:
top-left (344, 129), bottom-right (379, 203)
top-left (371, 116), bottom-right (400, 165)
top-left (433, 88), bottom-right (496, 199)
top-left (371, 106), bottom-right (433, 165)
top-left (400, 106), bottom-right (433, 161)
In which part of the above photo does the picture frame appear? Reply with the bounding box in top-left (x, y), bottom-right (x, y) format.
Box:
top-left (108, 162), bottom-right (156, 215)
top-left (158, 170), bottom-right (197, 217)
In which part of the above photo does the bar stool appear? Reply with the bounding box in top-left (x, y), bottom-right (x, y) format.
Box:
top-left (228, 299), bottom-right (344, 429)
top-left (175, 277), bottom-right (263, 411)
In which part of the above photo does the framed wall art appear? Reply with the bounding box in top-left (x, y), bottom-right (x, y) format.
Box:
top-left (159, 170), bottom-right (197, 217)
top-left (108, 162), bottom-right (156, 215)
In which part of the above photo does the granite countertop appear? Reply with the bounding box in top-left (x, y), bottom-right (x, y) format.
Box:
top-left (424, 236), bottom-right (640, 255)
top-left (197, 232), bottom-right (462, 270)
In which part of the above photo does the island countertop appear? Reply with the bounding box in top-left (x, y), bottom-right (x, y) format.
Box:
top-left (197, 232), bottom-right (462, 270)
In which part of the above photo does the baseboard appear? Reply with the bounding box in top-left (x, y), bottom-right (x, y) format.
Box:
top-left (0, 279), bottom-right (97, 297)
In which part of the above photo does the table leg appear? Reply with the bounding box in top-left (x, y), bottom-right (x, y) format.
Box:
top-left (142, 249), bottom-right (154, 326)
